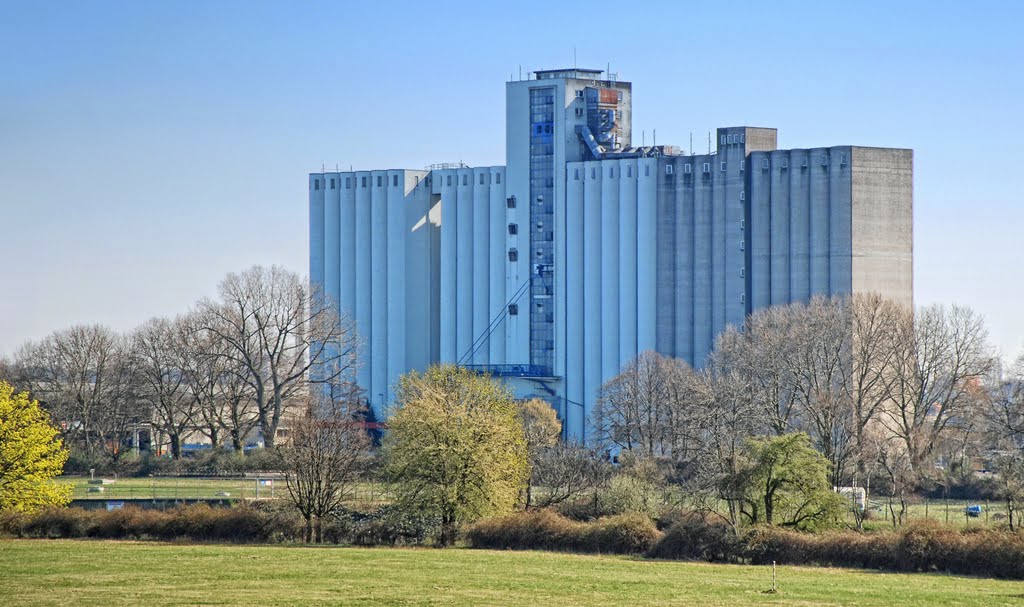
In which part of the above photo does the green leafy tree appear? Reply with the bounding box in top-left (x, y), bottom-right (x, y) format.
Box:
top-left (728, 432), bottom-right (844, 531)
top-left (383, 365), bottom-right (528, 545)
top-left (519, 398), bottom-right (561, 507)
top-left (0, 381), bottom-right (72, 511)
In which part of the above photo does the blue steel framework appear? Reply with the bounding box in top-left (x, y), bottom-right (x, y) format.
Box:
top-left (529, 87), bottom-right (556, 375)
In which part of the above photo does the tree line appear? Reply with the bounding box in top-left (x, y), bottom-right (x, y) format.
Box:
top-left (594, 293), bottom-right (1024, 528)
top-left (1, 265), bottom-right (356, 465)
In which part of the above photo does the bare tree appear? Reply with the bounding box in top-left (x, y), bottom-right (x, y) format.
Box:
top-left (131, 317), bottom-right (198, 459)
top-left (282, 390), bottom-right (371, 543)
top-left (199, 265), bottom-right (357, 448)
top-left (526, 445), bottom-right (614, 509)
top-left (594, 351), bottom-right (704, 460)
top-left (883, 304), bottom-right (993, 478)
top-left (15, 325), bottom-right (141, 461)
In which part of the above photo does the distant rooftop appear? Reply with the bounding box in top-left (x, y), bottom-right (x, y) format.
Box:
top-left (534, 68), bottom-right (604, 80)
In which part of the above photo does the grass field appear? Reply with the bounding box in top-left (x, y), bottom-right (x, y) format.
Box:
top-left (58, 476), bottom-right (391, 503)
top-left (1, 540), bottom-right (1023, 606)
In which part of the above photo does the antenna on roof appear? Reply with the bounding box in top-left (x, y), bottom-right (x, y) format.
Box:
top-left (653, 129), bottom-right (656, 147)
top-left (707, 132), bottom-right (711, 154)
top-left (690, 132), bottom-right (693, 156)
top-left (519, 65), bottom-right (522, 80)
top-left (574, 46), bottom-right (577, 69)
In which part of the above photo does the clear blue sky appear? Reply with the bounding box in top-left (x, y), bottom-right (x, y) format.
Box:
top-left (1, 0), bottom-right (1022, 360)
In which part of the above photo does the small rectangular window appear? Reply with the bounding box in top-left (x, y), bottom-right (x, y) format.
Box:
top-left (740, 293), bottom-right (746, 305)
top-left (645, 165), bottom-right (649, 177)
top-left (591, 168), bottom-right (596, 179)
top-left (576, 90), bottom-right (584, 98)
top-left (508, 248), bottom-right (518, 262)
top-left (740, 160), bottom-right (745, 172)
top-left (330, 178), bottom-right (335, 189)
top-left (762, 158), bottom-right (770, 170)
top-left (721, 161), bottom-right (727, 172)
top-left (361, 176), bottom-right (367, 188)
top-left (720, 135), bottom-right (727, 145)
top-left (684, 164), bottom-right (692, 174)
top-left (740, 219), bottom-right (746, 229)
top-left (740, 134), bottom-right (745, 143)
top-left (703, 163), bottom-right (710, 173)
top-left (447, 175), bottom-right (452, 186)
top-left (666, 164), bottom-right (673, 175)
top-left (627, 166), bottom-right (632, 178)
top-left (575, 107), bottom-right (584, 117)
top-left (574, 168), bottom-right (579, 180)
top-left (393, 175), bottom-right (398, 187)
top-left (740, 267), bottom-right (745, 278)
top-left (462, 175), bottom-right (467, 186)
top-left (609, 167), bottom-right (614, 178)
top-left (376, 175), bottom-right (382, 187)
top-left (740, 191), bottom-right (745, 201)
top-left (479, 174), bottom-right (485, 185)
top-left (314, 179), bottom-right (319, 191)
top-left (740, 240), bottom-right (745, 251)
top-left (506, 196), bottom-right (516, 208)
top-left (496, 173), bottom-right (501, 184)
top-left (508, 223), bottom-right (518, 235)
top-left (508, 303), bottom-right (518, 315)
top-left (345, 177), bottom-right (351, 188)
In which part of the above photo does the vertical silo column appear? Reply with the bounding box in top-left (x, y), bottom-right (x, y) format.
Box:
top-left (636, 159), bottom-right (658, 354)
top-left (309, 173), bottom-right (325, 308)
top-left (339, 173), bottom-right (357, 327)
top-left (770, 155), bottom-right (791, 306)
top-left (386, 171), bottom-right (406, 403)
top-left (456, 170), bottom-right (475, 363)
top-left (693, 156), bottom-right (713, 364)
top-left (403, 173), bottom-right (430, 372)
top-left (711, 154), bottom-right (726, 339)
top-left (370, 171), bottom-right (388, 417)
top-left (829, 148), bottom-right (853, 296)
top-left (488, 168), bottom-right (507, 364)
top-left (353, 172), bottom-right (372, 394)
top-left (565, 163), bottom-right (585, 442)
top-left (324, 174), bottom-right (341, 315)
top-left (749, 154), bottom-right (772, 312)
top-left (809, 148), bottom-right (831, 297)
top-left (439, 170), bottom-right (458, 363)
top-left (790, 151), bottom-right (811, 302)
top-left (618, 159), bottom-right (638, 367)
top-left (472, 168), bottom-right (490, 365)
top-left (582, 161), bottom-right (603, 439)
top-left (601, 161), bottom-right (620, 380)
top-left (675, 161), bottom-right (694, 364)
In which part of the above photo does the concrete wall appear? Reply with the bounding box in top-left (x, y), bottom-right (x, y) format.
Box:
top-left (850, 147), bottom-right (914, 308)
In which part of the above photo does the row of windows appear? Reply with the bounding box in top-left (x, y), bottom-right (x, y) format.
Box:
top-left (313, 172), bottom-right (503, 191)
top-left (572, 164), bottom-right (649, 180)
top-left (758, 154), bottom-right (848, 170)
top-left (721, 133), bottom-right (746, 145)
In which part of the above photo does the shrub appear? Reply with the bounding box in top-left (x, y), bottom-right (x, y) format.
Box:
top-left (587, 513), bottom-right (661, 554)
top-left (350, 506), bottom-right (439, 547)
top-left (648, 517), bottom-right (741, 563)
top-left (465, 510), bottom-right (660, 554)
top-left (22, 507), bottom-right (94, 538)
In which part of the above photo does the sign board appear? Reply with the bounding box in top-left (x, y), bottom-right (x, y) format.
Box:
top-left (106, 501), bottom-right (125, 511)
top-left (259, 479), bottom-right (273, 487)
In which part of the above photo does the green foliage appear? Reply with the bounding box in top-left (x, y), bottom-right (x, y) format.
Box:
top-left (729, 432), bottom-right (845, 531)
top-left (0, 382), bottom-right (72, 512)
top-left (382, 365), bottom-right (528, 545)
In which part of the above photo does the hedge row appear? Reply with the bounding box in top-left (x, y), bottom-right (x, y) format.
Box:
top-left (464, 510), bottom-right (662, 554)
top-left (0, 505), bottom-right (302, 543)
top-left (467, 510), bottom-right (1024, 579)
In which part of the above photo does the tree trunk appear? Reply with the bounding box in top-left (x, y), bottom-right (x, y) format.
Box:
top-left (169, 433), bottom-right (182, 460)
top-left (304, 518), bottom-right (313, 544)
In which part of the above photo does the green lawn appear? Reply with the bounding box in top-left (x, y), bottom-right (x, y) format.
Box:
top-left (58, 476), bottom-right (391, 504)
top-left (1, 540), bottom-right (1022, 606)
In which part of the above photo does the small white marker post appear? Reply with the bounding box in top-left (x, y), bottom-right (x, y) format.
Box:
top-left (772, 561), bottom-right (777, 593)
